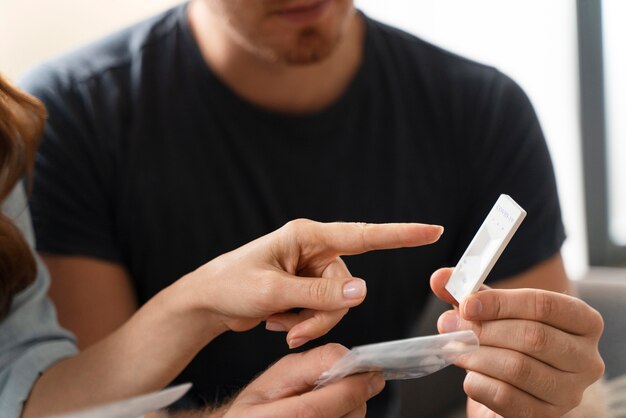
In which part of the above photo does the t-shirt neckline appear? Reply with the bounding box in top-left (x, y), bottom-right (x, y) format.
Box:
top-left (176, 3), bottom-right (372, 128)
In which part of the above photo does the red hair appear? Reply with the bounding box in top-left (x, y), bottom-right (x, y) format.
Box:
top-left (0, 75), bottom-right (46, 319)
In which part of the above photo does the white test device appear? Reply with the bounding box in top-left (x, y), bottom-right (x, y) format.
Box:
top-left (445, 194), bottom-right (526, 304)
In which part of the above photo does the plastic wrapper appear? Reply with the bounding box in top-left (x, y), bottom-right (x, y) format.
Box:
top-left (316, 330), bottom-right (478, 387)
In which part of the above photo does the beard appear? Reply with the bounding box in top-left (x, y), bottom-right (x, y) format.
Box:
top-left (281, 27), bottom-right (339, 64)
top-left (202, 0), bottom-right (354, 66)
top-left (232, 23), bottom-right (343, 66)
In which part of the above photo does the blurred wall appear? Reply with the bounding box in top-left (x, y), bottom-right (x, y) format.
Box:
top-left (0, 0), bottom-right (588, 278)
top-left (356, 0), bottom-right (587, 279)
top-left (0, 0), bottom-right (180, 81)
top-left (604, 0), bottom-right (626, 246)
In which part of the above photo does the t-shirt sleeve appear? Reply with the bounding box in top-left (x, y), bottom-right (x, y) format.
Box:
top-left (453, 70), bottom-right (566, 282)
top-left (20, 66), bottom-right (123, 263)
top-left (0, 263), bottom-right (78, 417)
top-left (0, 186), bottom-right (77, 417)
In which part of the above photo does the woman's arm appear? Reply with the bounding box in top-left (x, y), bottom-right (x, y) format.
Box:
top-left (22, 220), bottom-right (443, 416)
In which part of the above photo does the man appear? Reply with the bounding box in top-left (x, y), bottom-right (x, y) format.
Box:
top-left (23, 0), bottom-right (605, 416)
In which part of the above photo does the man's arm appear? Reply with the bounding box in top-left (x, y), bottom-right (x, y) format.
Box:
top-left (490, 253), bottom-right (571, 293)
top-left (23, 221), bottom-right (440, 416)
top-left (44, 255), bottom-right (138, 349)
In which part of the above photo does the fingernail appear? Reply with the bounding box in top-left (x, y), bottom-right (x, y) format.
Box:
top-left (464, 298), bottom-right (483, 319)
top-left (265, 321), bottom-right (287, 332)
top-left (433, 225), bottom-right (445, 237)
top-left (288, 337), bottom-right (307, 349)
top-left (343, 279), bottom-right (366, 299)
top-left (368, 373), bottom-right (385, 396)
top-left (464, 371), bottom-right (477, 387)
top-left (438, 311), bottom-right (460, 333)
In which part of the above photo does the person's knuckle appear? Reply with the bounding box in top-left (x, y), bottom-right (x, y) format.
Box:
top-left (281, 218), bottom-right (313, 244)
top-left (471, 320), bottom-right (484, 340)
top-left (559, 385), bottom-right (584, 410)
top-left (284, 218), bottom-right (312, 231)
top-left (464, 373), bottom-right (492, 406)
top-left (491, 293), bottom-right (505, 319)
top-left (280, 219), bottom-right (296, 236)
top-left (319, 342), bottom-right (349, 363)
top-left (588, 306), bottom-right (605, 336)
top-left (537, 371), bottom-right (559, 399)
top-left (295, 399), bottom-right (324, 418)
top-left (356, 222), bottom-right (370, 252)
top-left (491, 387), bottom-right (534, 418)
top-left (558, 336), bottom-right (579, 359)
top-left (462, 374), bottom-right (477, 398)
top-left (534, 291), bottom-right (555, 321)
top-left (589, 354), bottom-right (606, 381)
top-left (503, 353), bottom-right (532, 383)
top-left (321, 309), bottom-right (348, 332)
top-left (301, 312), bottom-right (326, 334)
top-left (309, 278), bottom-right (335, 304)
top-left (323, 342), bottom-right (349, 356)
top-left (523, 322), bottom-right (549, 353)
top-left (325, 256), bottom-right (350, 277)
top-left (490, 382), bottom-right (514, 412)
top-left (345, 383), bottom-right (367, 408)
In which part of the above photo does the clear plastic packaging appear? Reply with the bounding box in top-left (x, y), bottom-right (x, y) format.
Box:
top-left (316, 330), bottom-right (478, 387)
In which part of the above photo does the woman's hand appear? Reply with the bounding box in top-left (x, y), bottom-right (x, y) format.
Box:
top-left (430, 268), bottom-right (605, 418)
top-left (181, 219), bottom-right (443, 348)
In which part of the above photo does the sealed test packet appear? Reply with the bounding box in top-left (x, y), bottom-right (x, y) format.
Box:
top-left (316, 330), bottom-right (478, 387)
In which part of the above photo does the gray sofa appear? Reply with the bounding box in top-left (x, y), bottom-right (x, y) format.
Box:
top-left (398, 277), bottom-right (626, 417)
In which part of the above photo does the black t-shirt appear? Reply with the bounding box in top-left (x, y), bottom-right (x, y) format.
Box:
top-left (23, 3), bottom-right (565, 416)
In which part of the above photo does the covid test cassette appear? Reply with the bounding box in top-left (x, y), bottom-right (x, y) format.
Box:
top-left (445, 194), bottom-right (526, 304)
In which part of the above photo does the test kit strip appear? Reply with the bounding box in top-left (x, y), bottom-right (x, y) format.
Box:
top-left (445, 194), bottom-right (526, 304)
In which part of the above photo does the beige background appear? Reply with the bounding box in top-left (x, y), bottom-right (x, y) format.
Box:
top-left (0, 0), bottom-right (180, 81)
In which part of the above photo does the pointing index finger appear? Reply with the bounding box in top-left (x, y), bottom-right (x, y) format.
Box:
top-left (311, 221), bottom-right (444, 256)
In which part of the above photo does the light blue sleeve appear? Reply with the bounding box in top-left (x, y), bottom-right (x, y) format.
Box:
top-left (0, 185), bottom-right (78, 417)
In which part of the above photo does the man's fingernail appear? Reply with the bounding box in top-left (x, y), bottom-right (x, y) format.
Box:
top-left (343, 279), bottom-right (366, 299)
top-left (438, 311), bottom-right (460, 333)
top-left (368, 373), bottom-right (385, 396)
top-left (288, 337), bottom-right (307, 349)
top-left (433, 225), bottom-right (444, 237)
top-left (265, 321), bottom-right (287, 332)
top-left (464, 298), bottom-right (483, 319)
top-left (464, 371), bottom-right (475, 386)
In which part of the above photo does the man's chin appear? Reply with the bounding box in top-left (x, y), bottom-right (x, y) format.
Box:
top-left (282, 40), bottom-right (337, 65)
top-left (282, 48), bottom-right (333, 65)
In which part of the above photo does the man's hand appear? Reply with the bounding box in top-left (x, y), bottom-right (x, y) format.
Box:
top-left (430, 268), bottom-right (605, 418)
top-left (181, 219), bottom-right (443, 348)
top-left (219, 343), bottom-right (385, 418)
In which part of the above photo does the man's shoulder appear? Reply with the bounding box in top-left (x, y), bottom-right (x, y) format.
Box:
top-left (364, 15), bottom-right (503, 85)
top-left (20, 3), bottom-right (186, 95)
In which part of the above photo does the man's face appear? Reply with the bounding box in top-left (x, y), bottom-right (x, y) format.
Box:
top-left (204, 0), bottom-right (355, 65)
